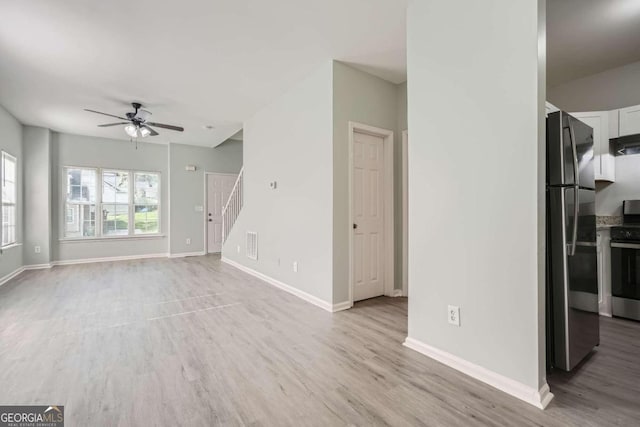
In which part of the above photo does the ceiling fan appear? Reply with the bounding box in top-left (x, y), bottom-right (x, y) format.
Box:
top-left (84, 102), bottom-right (184, 138)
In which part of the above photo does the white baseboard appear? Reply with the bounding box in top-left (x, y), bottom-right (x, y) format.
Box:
top-left (53, 253), bottom-right (169, 266)
top-left (23, 263), bottom-right (53, 270)
top-left (332, 301), bottom-right (353, 312)
top-left (221, 257), bottom-right (335, 312)
top-left (0, 266), bottom-right (26, 287)
top-left (403, 337), bottom-right (553, 409)
top-left (389, 288), bottom-right (404, 297)
top-left (168, 251), bottom-right (206, 258)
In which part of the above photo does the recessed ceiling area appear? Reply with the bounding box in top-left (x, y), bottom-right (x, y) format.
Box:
top-left (547, 0), bottom-right (640, 87)
top-left (0, 0), bottom-right (408, 147)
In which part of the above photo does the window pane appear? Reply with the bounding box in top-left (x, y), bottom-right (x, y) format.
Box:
top-left (134, 204), bottom-right (159, 234)
top-left (66, 169), bottom-right (96, 202)
top-left (4, 156), bottom-right (15, 183)
top-left (2, 204), bottom-right (15, 246)
top-left (2, 180), bottom-right (15, 204)
top-left (102, 204), bottom-right (129, 236)
top-left (65, 203), bottom-right (96, 238)
top-left (2, 153), bottom-right (16, 205)
top-left (103, 171), bottom-right (129, 204)
top-left (134, 173), bottom-right (159, 205)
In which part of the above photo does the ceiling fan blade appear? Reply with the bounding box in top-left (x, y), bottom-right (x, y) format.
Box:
top-left (141, 125), bottom-right (159, 136)
top-left (146, 122), bottom-right (184, 132)
top-left (97, 122), bottom-right (129, 127)
top-left (84, 109), bottom-right (128, 120)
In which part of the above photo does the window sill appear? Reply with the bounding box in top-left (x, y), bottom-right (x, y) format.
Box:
top-left (1, 242), bottom-right (22, 251)
top-left (59, 234), bottom-right (165, 243)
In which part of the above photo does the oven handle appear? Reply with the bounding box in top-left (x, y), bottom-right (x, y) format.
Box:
top-left (611, 242), bottom-right (640, 249)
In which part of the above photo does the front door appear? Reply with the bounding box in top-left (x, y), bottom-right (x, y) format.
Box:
top-left (207, 173), bottom-right (237, 253)
top-left (353, 131), bottom-right (385, 301)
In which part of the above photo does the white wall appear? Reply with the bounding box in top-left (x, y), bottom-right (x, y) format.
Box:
top-left (23, 126), bottom-right (51, 266)
top-left (406, 0), bottom-right (547, 404)
top-left (548, 60), bottom-right (640, 112)
top-left (0, 105), bottom-right (23, 278)
top-left (332, 62), bottom-right (404, 303)
top-left (169, 141), bottom-right (242, 255)
top-left (223, 61), bottom-right (334, 304)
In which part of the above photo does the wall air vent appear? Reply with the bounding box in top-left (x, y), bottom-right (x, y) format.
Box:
top-left (246, 231), bottom-right (258, 260)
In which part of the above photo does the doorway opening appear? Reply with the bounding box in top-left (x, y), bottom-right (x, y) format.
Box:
top-left (205, 172), bottom-right (238, 253)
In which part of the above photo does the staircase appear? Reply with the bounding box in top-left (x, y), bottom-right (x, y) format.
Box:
top-left (222, 167), bottom-right (244, 243)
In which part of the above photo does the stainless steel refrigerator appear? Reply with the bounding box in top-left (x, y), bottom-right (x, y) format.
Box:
top-left (546, 111), bottom-right (600, 372)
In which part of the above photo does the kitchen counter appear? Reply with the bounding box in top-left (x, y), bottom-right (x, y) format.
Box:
top-left (596, 215), bottom-right (622, 228)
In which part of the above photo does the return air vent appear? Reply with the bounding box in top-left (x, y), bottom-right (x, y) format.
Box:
top-left (246, 231), bottom-right (258, 260)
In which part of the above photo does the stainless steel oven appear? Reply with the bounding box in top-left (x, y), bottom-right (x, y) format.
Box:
top-left (610, 200), bottom-right (640, 321)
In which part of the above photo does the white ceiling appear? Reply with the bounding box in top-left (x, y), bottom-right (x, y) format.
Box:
top-left (0, 0), bottom-right (408, 147)
top-left (547, 0), bottom-right (640, 87)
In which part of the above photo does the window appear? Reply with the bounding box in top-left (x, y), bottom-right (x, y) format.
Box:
top-left (134, 172), bottom-right (160, 234)
top-left (63, 167), bottom-right (160, 239)
top-left (1, 152), bottom-right (17, 247)
top-left (102, 170), bottom-right (129, 236)
top-left (66, 208), bottom-right (75, 224)
top-left (64, 168), bottom-right (97, 238)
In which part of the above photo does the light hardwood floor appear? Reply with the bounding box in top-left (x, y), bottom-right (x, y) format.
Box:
top-left (0, 255), bottom-right (638, 426)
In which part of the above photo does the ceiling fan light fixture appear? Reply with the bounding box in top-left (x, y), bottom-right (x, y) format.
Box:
top-left (140, 126), bottom-right (151, 137)
top-left (124, 124), bottom-right (141, 138)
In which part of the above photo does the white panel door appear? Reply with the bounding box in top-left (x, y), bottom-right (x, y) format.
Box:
top-left (207, 173), bottom-right (237, 253)
top-left (353, 131), bottom-right (385, 301)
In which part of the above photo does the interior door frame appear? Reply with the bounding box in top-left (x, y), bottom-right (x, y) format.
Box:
top-left (402, 129), bottom-right (408, 297)
top-left (204, 171), bottom-right (238, 254)
top-left (348, 121), bottom-right (395, 305)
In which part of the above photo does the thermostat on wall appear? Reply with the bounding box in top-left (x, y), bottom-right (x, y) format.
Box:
top-left (185, 165), bottom-right (197, 171)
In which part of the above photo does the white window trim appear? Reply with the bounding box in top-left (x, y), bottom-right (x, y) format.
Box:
top-left (60, 165), bottom-right (162, 241)
top-left (1, 151), bottom-right (18, 248)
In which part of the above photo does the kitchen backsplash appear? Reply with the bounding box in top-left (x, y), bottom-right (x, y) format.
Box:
top-left (596, 215), bottom-right (623, 226)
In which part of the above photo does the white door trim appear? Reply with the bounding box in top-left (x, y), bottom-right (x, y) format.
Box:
top-left (204, 172), bottom-right (239, 254)
top-left (348, 121), bottom-right (394, 305)
top-left (402, 129), bottom-right (408, 297)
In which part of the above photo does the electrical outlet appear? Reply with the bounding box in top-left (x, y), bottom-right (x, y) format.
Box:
top-left (448, 305), bottom-right (460, 326)
top-left (293, 261), bottom-right (298, 273)
top-left (186, 238), bottom-right (191, 245)
top-left (34, 246), bottom-right (41, 254)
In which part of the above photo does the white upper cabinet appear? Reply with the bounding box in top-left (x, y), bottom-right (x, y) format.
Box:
top-left (570, 111), bottom-right (615, 182)
top-left (618, 104), bottom-right (640, 136)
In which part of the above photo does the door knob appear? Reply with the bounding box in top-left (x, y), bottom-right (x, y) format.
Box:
top-left (208, 219), bottom-right (212, 222)
top-left (208, 213), bottom-right (212, 216)
top-left (353, 223), bottom-right (358, 229)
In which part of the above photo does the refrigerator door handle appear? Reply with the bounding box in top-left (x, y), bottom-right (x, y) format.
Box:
top-left (567, 115), bottom-right (580, 188)
top-left (570, 186), bottom-right (579, 256)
